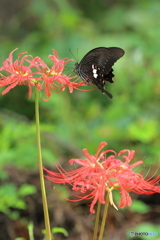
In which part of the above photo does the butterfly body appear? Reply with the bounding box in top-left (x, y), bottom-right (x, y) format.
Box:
top-left (74, 47), bottom-right (125, 98)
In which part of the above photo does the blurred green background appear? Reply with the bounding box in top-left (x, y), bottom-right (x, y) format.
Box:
top-left (0, 0), bottom-right (160, 239)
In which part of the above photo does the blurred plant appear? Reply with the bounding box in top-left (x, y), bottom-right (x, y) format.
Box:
top-left (0, 183), bottom-right (36, 220)
top-left (42, 227), bottom-right (68, 240)
top-left (0, 115), bottom-right (59, 177)
top-left (15, 238), bottom-right (26, 240)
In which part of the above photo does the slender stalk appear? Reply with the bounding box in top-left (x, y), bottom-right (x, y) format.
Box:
top-left (28, 222), bottom-right (34, 240)
top-left (35, 88), bottom-right (52, 240)
top-left (98, 193), bottom-right (109, 240)
top-left (93, 201), bottom-right (101, 240)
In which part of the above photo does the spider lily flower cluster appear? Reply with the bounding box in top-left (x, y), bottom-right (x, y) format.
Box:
top-left (0, 49), bottom-right (86, 99)
top-left (44, 142), bottom-right (160, 213)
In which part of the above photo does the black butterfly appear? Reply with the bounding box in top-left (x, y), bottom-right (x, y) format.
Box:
top-left (74, 47), bottom-right (125, 98)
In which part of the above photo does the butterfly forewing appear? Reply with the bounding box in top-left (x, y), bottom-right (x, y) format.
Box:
top-left (75, 47), bottom-right (125, 98)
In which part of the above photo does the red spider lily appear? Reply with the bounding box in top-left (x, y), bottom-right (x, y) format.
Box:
top-left (0, 48), bottom-right (41, 98)
top-left (0, 49), bottom-right (87, 99)
top-left (44, 142), bottom-right (160, 213)
top-left (27, 50), bottom-right (86, 98)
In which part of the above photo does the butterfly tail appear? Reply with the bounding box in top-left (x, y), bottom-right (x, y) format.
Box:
top-left (102, 89), bottom-right (113, 98)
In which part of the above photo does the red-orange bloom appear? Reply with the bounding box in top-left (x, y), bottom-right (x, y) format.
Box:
top-left (27, 49), bottom-right (86, 98)
top-left (44, 142), bottom-right (160, 213)
top-left (0, 49), bottom-right (86, 99)
top-left (0, 48), bottom-right (40, 98)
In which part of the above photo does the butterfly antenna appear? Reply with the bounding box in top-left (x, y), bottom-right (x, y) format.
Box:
top-left (69, 48), bottom-right (78, 62)
top-left (76, 48), bottom-right (79, 62)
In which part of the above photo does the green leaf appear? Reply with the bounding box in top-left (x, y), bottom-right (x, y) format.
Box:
top-left (18, 184), bottom-right (37, 197)
top-left (42, 227), bottom-right (68, 237)
top-left (15, 238), bottom-right (26, 240)
top-left (129, 200), bottom-right (150, 214)
top-left (51, 227), bottom-right (68, 237)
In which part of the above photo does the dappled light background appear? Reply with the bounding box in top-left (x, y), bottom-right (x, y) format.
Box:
top-left (0, 0), bottom-right (160, 239)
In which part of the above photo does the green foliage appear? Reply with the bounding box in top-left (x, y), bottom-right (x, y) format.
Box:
top-left (42, 227), bottom-right (68, 239)
top-left (51, 227), bottom-right (68, 236)
top-left (15, 238), bottom-right (26, 240)
top-left (129, 200), bottom-right (150, 214)
top-left (0, 183), bottom-right (36, 220)
top-left (0, 112), bottom-right (58, 177)
top-left (28, 222), bottom-right (34, 240)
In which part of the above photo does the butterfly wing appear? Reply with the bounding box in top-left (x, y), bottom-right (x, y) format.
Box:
top-left (75, 47), bottom-right (125, 98)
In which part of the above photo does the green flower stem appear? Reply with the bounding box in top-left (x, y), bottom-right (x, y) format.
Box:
top-left (28, 222), bottom-right (34, 240)
top-left (35, 87), bottom-right (52, 240)
top-left (93, 201), bottom-right (101, 240)
top-left (98, 193), bottom-right (109, 240)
